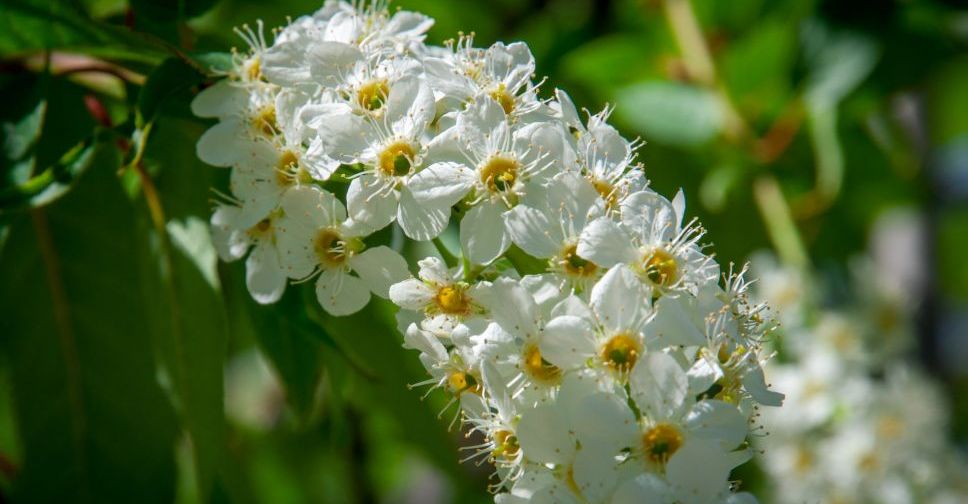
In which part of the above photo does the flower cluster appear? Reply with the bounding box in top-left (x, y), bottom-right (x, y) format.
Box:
top-left (752, 254), bottom-right (968, 504)
top-left (194, 1), bottom-right (783, 501)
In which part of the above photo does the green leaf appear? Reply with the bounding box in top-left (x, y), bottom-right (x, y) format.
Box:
top-left (721, 19), bottom-right (797, 118)
top-left (616, 81), bottom-right (724, 147)
top-left (1, 74), bottom-right (105, 212)
top-left (220, 261), bottom-right (324, 421)
top-left (130, 0), bottom-right (219, 22)
top-left (312, 298), bottom-right (470, 479)
top-left (138, 58), bottom-right (206, 126)
top-left (0, 0), bottom-right (168, 65)
top-left (801, 21), bottom-right (879, 107)
top-left (0, 151), bottom-right (179, 503)
top-left (134, 114), bottom-right (228, 501)
top-left (0, 131), bottom-right (105, 211)
top-left (192, 51), bottom-right (234, 74)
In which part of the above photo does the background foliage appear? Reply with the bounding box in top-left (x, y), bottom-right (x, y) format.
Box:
top-left (0, 0), bottom-right (966, 502)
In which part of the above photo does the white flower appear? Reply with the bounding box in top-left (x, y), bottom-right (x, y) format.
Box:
top-left (210, 203), bottom-right (287, 304)
top-left (540, 265), bottom-right (652, 384)
top-left (390, 257), bottom-right (487, 336)
top-left (477, 278), bottom-right (566, 396)
top-left (409, 97), bottom-right (565, 264)
top-left (276, 186), bottom-right (408, 315)
top-left (424, 39), bottom-right (543, 118)
top-left (311, 76), bottom-right (449, 239)
top-left (505, 172), bottom-right (605, 291)
top-left (403, 323), bottom-right (487, 424)
top-left (194, 5), bottom-right (785, 502)
top-left (554, 89), bottom-right (646, 211)
top-left (514, 374), bottom-right (631, 503)
top-left (624, 352), bottom-right (752, 504)
top-left (578, 190), bottom-right (717, 295)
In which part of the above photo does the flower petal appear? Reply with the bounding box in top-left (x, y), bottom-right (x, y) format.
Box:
top-left (505, 204), bottom-right (559, 259)
top-left (397, 186), bottom-right (449, 241)
top-left (349, 246), bottom-right (410, 298)
top-left (210, 205), bottom-right (250, 262)
top-left (245, 242), bottom-right (287, 304)
top-left (408, 162), bottom-right (475, 207)
top-left (483, 278), bottom-right (540, 341)
top-left (307, 41), bottom-right (363, 86)
top-left (196, 119), bottom-right (242, 167)
top-left (461, 200), bottom-right (511, 265)
top-left (590, 264), bottom-right (647, 333)
top-left (684, 400), bottom-right (748, 450)
top-left (646, 295), bottom-right (706, 347)
top-left (577, 217), bottom-right (637, 267)
top-left (346, 175), bottom-right (399, 231)
top-left (666, 440), bottom-right (746, 504)
top-left (315, 269), bottom-right (370, 316)
top-left (416, 256), bottom-right (451, 285)
top-left (191, 80), bottom-right (246, 118)
top-left (516, 404), bottom-right (575, 464)
top-left (540, 315), bottom-right (597, 370)
top-left (389, 278), bottom-right (434, 310)
top-left (629, 351), bottom-right (688, 420)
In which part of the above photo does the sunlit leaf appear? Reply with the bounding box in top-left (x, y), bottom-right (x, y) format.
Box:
top-left (616, 80), bottom-right (724, 147)
top-left (801, 20), bottom-right (878, 107)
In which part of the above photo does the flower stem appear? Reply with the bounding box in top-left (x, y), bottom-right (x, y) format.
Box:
top-left (432, 236), bottom-right (459, 269)
top-left (753, 176), bottom-right (809, 269)
top-left (661, 0), bottom-right (748, 142)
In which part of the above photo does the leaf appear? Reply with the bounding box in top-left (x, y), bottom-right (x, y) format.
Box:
top-left (192, 51), bottom-right (234, 74)
top-left (0, 131), bottom-right (105, 211)
top-left (134, 210), bottom-right (228, 502)
top-left (0, 0), bottom-right (168, 65)
top-left (134, 114), bottom-right (228, 501)
top-left (138, 58), bottom-right (206, 126)
top-left (616, 81), bottom-right (724, 147)
top-left (0, 150), bottom-right (179, 503)
top-left (312, 297), bottom-right (471, 479)
top-left (129, 0), bottom-right (219, 22)
top-left (721, 19), bottom-right (797, 117)
top-left (0, 74), bottom-right (105, 212)
top-left (220, 261), bottom-right (324, 421)
top-left (801, 20), bottom-right (879, 108)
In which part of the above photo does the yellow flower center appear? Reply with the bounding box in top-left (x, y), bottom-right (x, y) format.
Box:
top-left (642, 423), bottom-right (684, 465)
top-left (859, 452), bottom-right (879, 472)
top-left (641, 248), bottom-right (678, 287)
top-left (378, 141), bottom-right (416, 177)
top-left (275, 150), bottom-right (313, 186)
top-left (565, 464), bottom-right (583, 498)
top-left (590, 177), bottom-right (619, 209)
top-left (247, 217), bottom-right (274, 240)
top-left (601, 333), bottom-right (641, 373)
top-left (357, 80), bottom-right (390, 111)
top-left (560, 243), bottom-right (597, 277)
top-left (492, 430), bottom-right (520, 460)
top-left (480, 156), bottom-right (519, 193)
top-left (447, 370), bottom-right (481, 396)
top-left (252, 105), bottom-right (277, 137)
top-left (245, 56), bottom-right (262, 81)
top-left (434, 285), bottom-right (470, 315)
top-left (489, 83), bottom-right (515, 115)
top-left (314, 228), bottom-right (352, 267)
top-left (522, 344), bottom-right (560, 385)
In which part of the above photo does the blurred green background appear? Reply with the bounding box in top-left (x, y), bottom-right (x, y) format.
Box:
top-left (0, 0), bottom-right (966, 502)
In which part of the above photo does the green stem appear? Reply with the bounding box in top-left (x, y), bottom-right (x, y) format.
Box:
top-left (753, 176), bottom-right (809, 269)
top-left (662, 0), bottom-right (748, 141)
top-left (504, 245), bottom-right (547, 276)
top-left (431, 236), bottom-right (458, 269)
